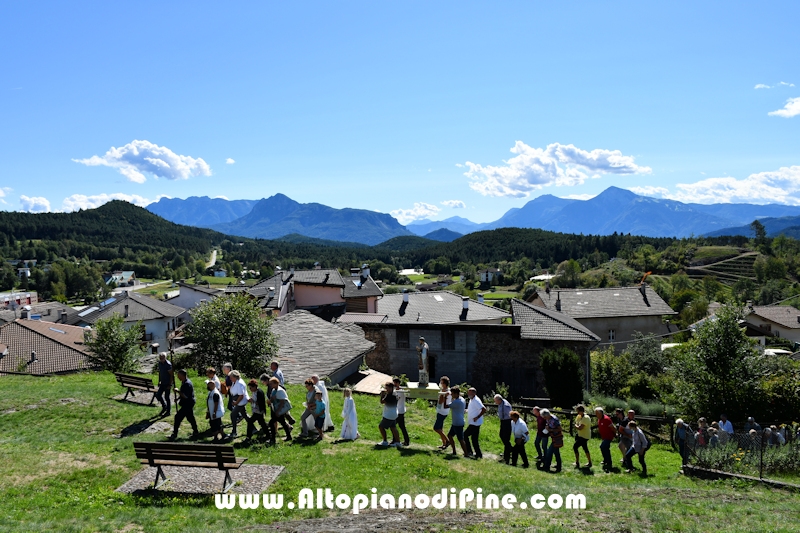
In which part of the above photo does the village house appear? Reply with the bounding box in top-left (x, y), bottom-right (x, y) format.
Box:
top-left (226, 264), bottom-right (382, 319)
top-left (478, 267), bottom-right (502, 284)
top-left (745, 304), bottom-right (800, 346)
top-left (166, 281), bottom-right (223, 312)
top-left (1, 290), bottom-right (38, 308)
top-left (0, 319), bottom-right (93, 375)
top-left (0, 301), bottom-right (79, 326)
top-left (528, 284), bottom-right (676, 350)
top-left (213, 268), bottom-right (228, 278)
top-left (104, 271), bottom-right (138, 287)
top-left (336, 293), bottom-right (599, 397)
top-left (68, 292), bottom-right (187, 350)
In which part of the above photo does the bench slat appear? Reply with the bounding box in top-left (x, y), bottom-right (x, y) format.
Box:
top-left (138, 458), bottom-right (247, 469)
top-left (134, 442), bottom-right (235, 452)
top-left (135, 452), bottom-right (238, 463)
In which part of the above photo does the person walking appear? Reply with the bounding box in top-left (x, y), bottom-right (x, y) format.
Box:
top-left (494, 394), bottom-right (513, 464)
top-left (393, 377), bottom-right (410, 446)
top-left (244, 379), bottom-right (270, 444)
top-left (533, 406), bottom-right (549, 464)
top-left (595, 407), bottom-right (616, 471)
top-left (540, 409), bottom-right (563, 473)
top-left (378, 382), bottom-right (401, 447)
top-left (625, 421), bottom-right (649, 475)
top-left (168, 369), bottom-right (198, 440)
top-left (312, 375), bottom-right (334, 432)
top-left (227, 370), bottom-right (249, 440)
top-left (572, 404), bottom-right (592, 468)
top-left (300, 379), bottom-right (318, 438)
top-left (340, 388), bottom-right (359, 441)
top-left (510, 410), bottom-right (530, 468)
top-left (267, 377), bottom-right (293, 443)
top-left (433, 376), bottom-right (452, 449)
top-left (205, 378), bottom-right (226, 442)
top-left (155, 352), bottom-right (173, 417)
top-left (463, 387), bottom-right (486, 459)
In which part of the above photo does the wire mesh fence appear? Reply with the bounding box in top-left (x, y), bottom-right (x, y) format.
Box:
top-left (683, 427), bottom-right (800, 480)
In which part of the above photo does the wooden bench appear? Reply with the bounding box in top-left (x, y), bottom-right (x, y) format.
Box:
top-left (133, 441), bottom-right (247, 493)
top-left (115, 373), bottom-right (158, 404)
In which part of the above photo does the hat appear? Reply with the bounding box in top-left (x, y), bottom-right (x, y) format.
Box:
top-left (419, 336), bottom-right (425, 341)
top-left (748, 416), bottom-right (754, 422)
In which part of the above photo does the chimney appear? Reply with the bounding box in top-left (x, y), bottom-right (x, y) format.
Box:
top-left (555, 292), bottom-right (561, 312)
top-left (361, 263), bottom-right (370, 279)
top-left (151, 343), bottom-right (160, 355)
top-left (746, 300), bottom-right (754, 310)
top-left (290, 266), bottom-right (295, 276)
top-left (124, 305), bottom-right (129, 318)
top-left (462, 296), bottom-right (469, 309)
top-left (20, 309), bottom-right (28, 319)
top-left (46, 308), bottom-right (51, 316)
top-left (83, 326), bottom-right (92, 343)
top-left (478, 293), bottom-right (484, 304)
top-left (639, 283), bottom-right (650, 306)
top-left (314, 262), bottom-right (321, 270)
top-left (268, 287), bottom-right (275, 298)
top-left (403, 289), bottom-right (409, 303)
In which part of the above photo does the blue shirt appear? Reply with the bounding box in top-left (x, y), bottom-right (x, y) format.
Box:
top-left (314, 400), bottom-right (326, 417)
top-left (158, 360), bottom-right (172, 385)
top-left (497, 399), bottom-right (512, 421)
top-left (450, 398), bottom-right (465, 426)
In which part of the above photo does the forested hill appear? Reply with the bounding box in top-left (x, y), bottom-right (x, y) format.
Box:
top-left (0, 201), bottom-right (224, 253)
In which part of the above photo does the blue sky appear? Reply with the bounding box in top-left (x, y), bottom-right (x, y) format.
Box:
top-left (1, 2), bottom-right (799, 223)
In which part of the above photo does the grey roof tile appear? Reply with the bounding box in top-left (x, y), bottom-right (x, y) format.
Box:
top-left (271, 310), bottom-right (375, 384)
top-left (70, 292), bottom-right (187, 325)
top-left (749, 306), bottom-right (800, 330)
top-left (511, 299), bottom-right (600, 342)
top-left (0, 301), bottom-right (79, 325)
top-left (538, 286), bottom-right (676, 319)
top-left (377, 291), bottom-right (509, 325)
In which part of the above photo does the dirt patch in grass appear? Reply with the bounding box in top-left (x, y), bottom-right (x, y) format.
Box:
top-left (11, 451), bottom-right (121, 488)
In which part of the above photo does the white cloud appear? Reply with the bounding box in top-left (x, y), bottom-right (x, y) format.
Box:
top-left (61, 193), bottom-right (152, 212)
top-left (560, 193), bottom-right (597, 201)
top-left (465, 141), bottom-right (651, 198)
top-left (20, 195), bottom-right (51, 213)
top-left (226, 158), bottom-right (235, 165)
top-left (632, 166), bottom-right (800, 205)
top-left (768, 97), bottom-right (800, 118)
top-left (390, 202), bottom-right (440, 224)
top-left (0, 186), bottom-right (10, 205)
top-left (73, 140), bottom-right (212, 183)
top-left (214, 195), bottom-right (229, 200)
top-left (755, 82), bottom-right (794, 89)
top-left (441, 200), bottom-right (466, 208)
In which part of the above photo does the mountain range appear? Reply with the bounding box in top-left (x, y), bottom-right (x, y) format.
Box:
top-left (146, 187), bottom-right (800, 244)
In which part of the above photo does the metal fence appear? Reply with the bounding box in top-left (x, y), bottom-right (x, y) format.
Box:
top-left (684, 428), bottom-right (800, 480)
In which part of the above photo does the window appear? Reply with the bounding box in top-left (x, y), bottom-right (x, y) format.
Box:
top-left (442, 330), bottom-right (455, 351)
top-left (608, 329), bottom-right (616, 342)
top-left (396, 329), bottom-right (409, 349)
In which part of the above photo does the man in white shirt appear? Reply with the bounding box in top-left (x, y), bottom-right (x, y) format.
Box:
top-left (312, 375), bottom-right (334, 432)
top-left (719, 413), bottom-right (734, 436)
top-left (228, 370), bottom-right (249, 439)
top-left (463, 387), bottom-right (487, 459)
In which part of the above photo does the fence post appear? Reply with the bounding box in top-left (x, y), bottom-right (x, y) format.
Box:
top-left (760, 431), bottom-right (765, 480)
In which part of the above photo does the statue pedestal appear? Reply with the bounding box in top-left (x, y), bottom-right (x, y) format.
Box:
top-left (404, 382), bottom-right (441, 401)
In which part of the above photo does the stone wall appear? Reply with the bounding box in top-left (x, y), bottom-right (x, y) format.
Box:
top-left (363, 328), bottom-right (391, 373)
top-left (472, 330), bottom-right (590, 400)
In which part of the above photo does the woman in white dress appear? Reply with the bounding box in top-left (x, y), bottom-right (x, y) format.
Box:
top-left (340, 388), bottom-right (359, 440)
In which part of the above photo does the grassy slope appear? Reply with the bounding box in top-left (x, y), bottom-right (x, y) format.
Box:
top-left (1, 372), bottom-right (799, 532)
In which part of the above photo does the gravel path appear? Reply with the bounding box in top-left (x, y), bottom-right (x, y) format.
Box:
top-left (116, 464), bottom-right (284, 495)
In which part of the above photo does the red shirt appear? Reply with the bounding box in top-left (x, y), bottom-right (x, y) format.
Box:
top-left (597, 414), bottom-right (616, 440)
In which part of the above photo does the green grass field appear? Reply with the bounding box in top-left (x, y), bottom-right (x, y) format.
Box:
top-left (1, 372), bottom-right (799, 532)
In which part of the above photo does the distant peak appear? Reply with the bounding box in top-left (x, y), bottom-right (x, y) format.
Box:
top-left (596, 186), bottom-right (638, 199)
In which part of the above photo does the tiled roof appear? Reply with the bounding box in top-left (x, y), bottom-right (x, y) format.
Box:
top-left (0, 319), bottom-right (93, 374)
top-left (176, 282), bottom-right (223, 296)
top-left (377, 291), bottom-right (509, 325)
top-left (341, 274), bottom-right (384, 298)
top-left (291, 269), bottom-right (345, 287)
top-left (0, 302), bottom-right (79, 325)
top-left (511, 299), bottom-right (600, 342)
top-left (749, 306), bottom-right (800, 330)
top-left (69, 292), bottom-right (186, 325)
top-left (337, 313), bottom-right (389, 324)
top-left (271, 310), bottom-right (375, 384)
top-left (537, 286), bottom-right (676, 319)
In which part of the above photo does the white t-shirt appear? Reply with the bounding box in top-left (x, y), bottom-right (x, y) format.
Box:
top-left (436, 390), bottom-right (451, 415)
top-left (512, 419), bottom-right (530, 443)
top-left (207, 389), bottom-right (224, 419)
top-left (467, 396), bottom-right (485, 426)
top-left (229, 379), bottom-right (249, 406)
top-left (208, 375), bottom-right (221, 391)
top-left (395, 389), bottom-right (406, 415)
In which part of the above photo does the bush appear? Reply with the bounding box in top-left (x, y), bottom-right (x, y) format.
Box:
top-left (541, 347), bottom-right (584, 409)
top-left (591, 346), bottom-right (633, 398)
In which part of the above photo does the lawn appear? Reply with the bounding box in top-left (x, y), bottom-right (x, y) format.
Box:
top-left (132, 281), bottom-right (176, 300)
top-left (692, 246), bottom-right (742, 263)
top-left (1, 372), bottom-right (799, 532)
